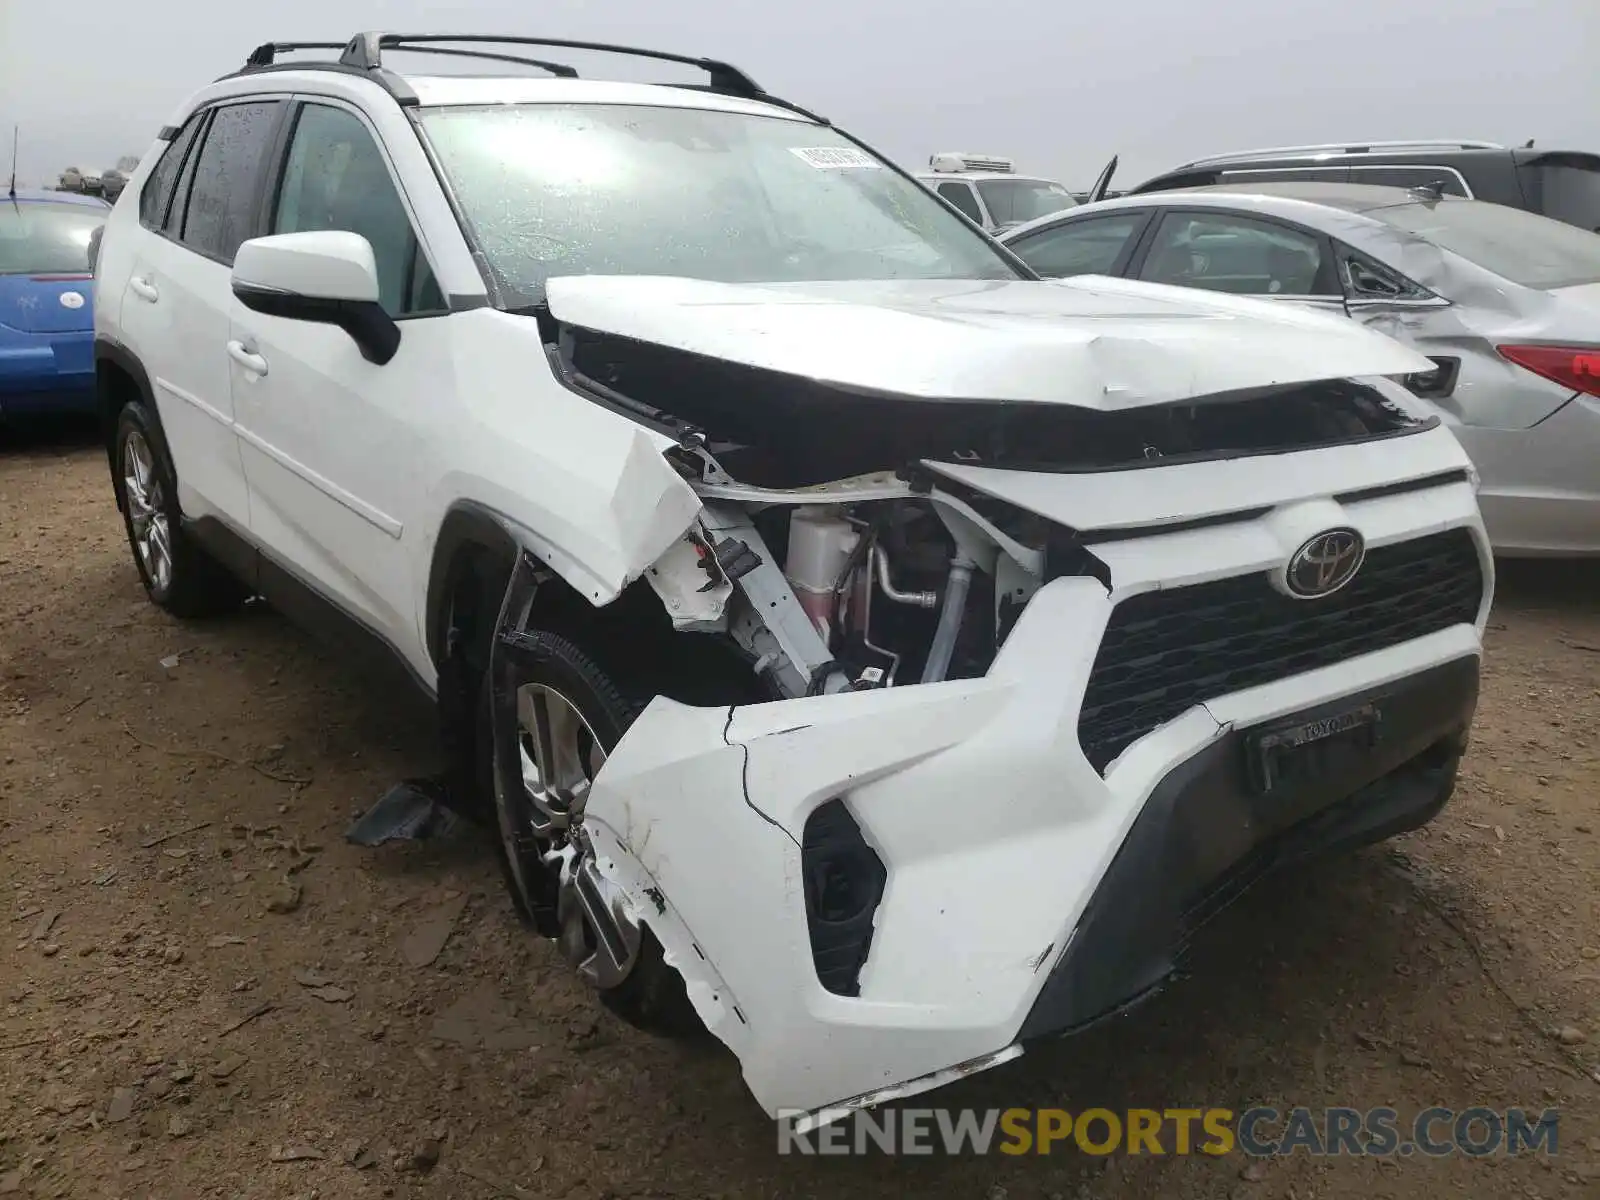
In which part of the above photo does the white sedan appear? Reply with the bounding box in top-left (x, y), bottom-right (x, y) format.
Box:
top-left (1001, 182), bottom-right (1600, 556)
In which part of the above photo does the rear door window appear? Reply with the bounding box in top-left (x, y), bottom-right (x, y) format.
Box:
top-left (179, 100), bottom-right (283, 262)
top-left (1004, 212), bottom-right (1148, 277)
top-left (1516, 155), bottom-right (1600, 232)
top-left (1137, 211), bottom-right (1333, 296)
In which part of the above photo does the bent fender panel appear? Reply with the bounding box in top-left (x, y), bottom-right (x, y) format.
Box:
top-left (429, 430), bottom-right (700, 611)
top-left (427, 311), bottom-right (704, 614)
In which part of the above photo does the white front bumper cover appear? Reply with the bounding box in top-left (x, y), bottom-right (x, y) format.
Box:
top-left (580, 479), bottom-right (1492, 1127)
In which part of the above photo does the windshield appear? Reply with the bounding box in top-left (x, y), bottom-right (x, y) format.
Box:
top-left (976, 178), bottom-right (1077, 227)
top-left (417, 103), bottom-right (1021, 304)
top-left (0, 201), bottom-right (105, 275)
top-left (1370, 197), bottom-right (1600, 290)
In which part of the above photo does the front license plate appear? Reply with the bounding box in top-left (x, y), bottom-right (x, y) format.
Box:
top-left (1245, 703), bottom-right (1382, 794)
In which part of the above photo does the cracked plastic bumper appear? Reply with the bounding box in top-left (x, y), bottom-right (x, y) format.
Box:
top-left (580, 491), bottom-right (1491, 1123)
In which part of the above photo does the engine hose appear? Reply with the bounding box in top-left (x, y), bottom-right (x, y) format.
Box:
top-left (920, 556), bottom-right (977, 684)
top-left (806, 658), bottom-right (856, 696)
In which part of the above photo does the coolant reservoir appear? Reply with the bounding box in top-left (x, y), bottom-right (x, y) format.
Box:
top-left (785, 506), bottom-right (859, 641)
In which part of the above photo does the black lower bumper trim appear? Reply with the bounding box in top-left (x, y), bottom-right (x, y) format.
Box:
top-left (1019, 654), bottom-right (1480, 1042)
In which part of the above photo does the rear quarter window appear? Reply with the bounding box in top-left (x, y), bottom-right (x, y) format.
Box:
top-left (139, 115), bottom-right (205, 232)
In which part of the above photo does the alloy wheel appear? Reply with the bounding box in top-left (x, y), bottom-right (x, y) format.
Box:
top-left (494, 682), bottom-right (642, 991)
top-left (122, 431), bottom-right (172, 593)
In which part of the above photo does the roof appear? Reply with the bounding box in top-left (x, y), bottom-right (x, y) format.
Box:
top-left (997, 181), bottom-right (1461, 247)
top-left (179, 66), bottom-right (817, 129)
top-left (916, 172), bottom-right (1058, 184)
top-left (3, 188), bottom-right (110, 208)
top-left (1171, 140), bottom-right (1509, 170)
top-left (1162, 180), bottom-right (1449, 214)
top-left (197, 34), bottom-right (817, 125)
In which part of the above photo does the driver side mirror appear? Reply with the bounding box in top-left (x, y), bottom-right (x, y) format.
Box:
top-left (231, 231), bottom-right (400, 366)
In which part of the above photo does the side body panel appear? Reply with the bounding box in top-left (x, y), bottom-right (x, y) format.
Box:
top-left (116, 226), bottom-right (249, 526)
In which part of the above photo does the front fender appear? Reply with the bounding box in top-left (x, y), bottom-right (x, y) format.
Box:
top-left (420, 310), bottom-right (703, 618)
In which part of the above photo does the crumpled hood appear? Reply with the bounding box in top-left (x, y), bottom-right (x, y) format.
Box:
top-left (543, 275), bottom-right (1434, 408)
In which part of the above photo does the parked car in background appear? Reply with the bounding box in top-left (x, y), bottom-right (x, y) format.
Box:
top-left (1113, 140), bottom-right (1600, 232)
top-left (1000, 181), bottom-right (1600, 556)
top-left (0, 187), bottom-right (108, 418)
top-left (914, 152), bottom-right (1076, 232)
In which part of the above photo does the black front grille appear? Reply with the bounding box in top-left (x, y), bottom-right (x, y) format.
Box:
top-left (1077, 528), bottom-right (1484, 773)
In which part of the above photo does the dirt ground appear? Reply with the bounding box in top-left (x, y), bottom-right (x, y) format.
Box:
top-left (1, 420), bottom-right (1597, 1200)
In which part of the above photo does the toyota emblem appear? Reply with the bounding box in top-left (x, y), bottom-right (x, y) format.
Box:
top-left (1284, 528), bottom-right (1365, 598)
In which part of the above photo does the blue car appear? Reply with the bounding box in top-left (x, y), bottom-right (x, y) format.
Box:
top-left (0, 188), bottom-right (109, 418)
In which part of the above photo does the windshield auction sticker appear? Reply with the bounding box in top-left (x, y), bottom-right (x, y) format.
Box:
top-left (789, 147), bottom-right (883, 169)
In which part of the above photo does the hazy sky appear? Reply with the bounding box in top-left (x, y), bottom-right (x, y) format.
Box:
top-left (2, 0), bottom-right (1597, 190)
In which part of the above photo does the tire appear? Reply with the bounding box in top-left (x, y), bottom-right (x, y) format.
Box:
top-left (484, 628), bottom-right (698, 1036)
top-left (112, 401), bottom-right (245, 618)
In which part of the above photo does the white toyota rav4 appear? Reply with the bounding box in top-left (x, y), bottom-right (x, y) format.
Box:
top-left (93, 33), bottom-right (1493, 1129)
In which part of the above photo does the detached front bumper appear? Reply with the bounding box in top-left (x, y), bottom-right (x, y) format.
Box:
top-left (581, 486), bottom-right (1490, 1124)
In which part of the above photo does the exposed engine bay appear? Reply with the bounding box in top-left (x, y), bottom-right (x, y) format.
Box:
top-left (642, 468), bottom-right (1051, 700)
top-left (557, 323), bottom-right (1436, 701)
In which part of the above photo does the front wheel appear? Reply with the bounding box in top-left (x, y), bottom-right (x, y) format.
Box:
top-left (485, 628), bottom-right (697, 1035)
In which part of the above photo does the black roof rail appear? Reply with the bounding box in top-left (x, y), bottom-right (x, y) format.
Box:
top-left (226, 33), bottom-right (820, 120)
top-left (244, 41), bottom-right (345, 67)
top-left (338, 32), bottom-right (768, 100)
top-left (241, 39), bottom-right (577, 78)
top-left (391, 46), bottom-right (578, 77)
top-left (232, 41), bottom-right (419, 103)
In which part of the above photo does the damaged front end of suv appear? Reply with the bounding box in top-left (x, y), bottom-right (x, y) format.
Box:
top-left (479, 273), bottom-right (1493, 1130)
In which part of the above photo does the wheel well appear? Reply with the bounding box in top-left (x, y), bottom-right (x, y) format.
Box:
top-left (432, 521), bottom-right (771, 822)
top-left (434, 532), bottom-right (766, 711)
top-left (95, 357), bottom-right (144, 507)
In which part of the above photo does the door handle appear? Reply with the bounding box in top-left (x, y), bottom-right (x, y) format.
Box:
top-left (129, 276), bottom-right (159, 303)
top-left (226, 340), bottom-right (269, 377)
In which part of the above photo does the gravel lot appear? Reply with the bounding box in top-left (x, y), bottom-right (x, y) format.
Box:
top-left (2, 421), bottom-right (1597, 1199)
